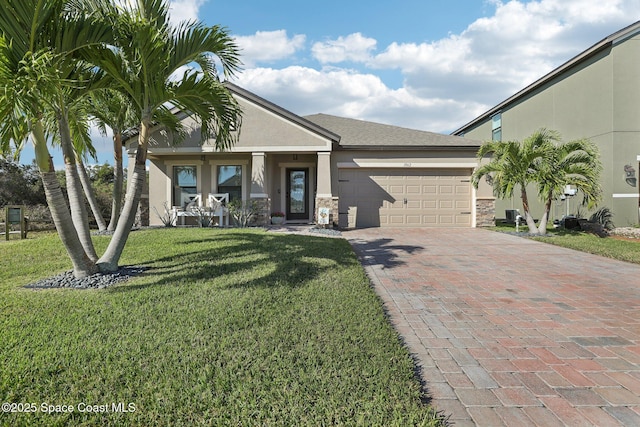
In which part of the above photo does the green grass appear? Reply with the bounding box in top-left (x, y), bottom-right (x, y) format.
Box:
top-left (0, 229), bottom-right (444, 426)
top-left (492, 222), bottom-right (640, 264)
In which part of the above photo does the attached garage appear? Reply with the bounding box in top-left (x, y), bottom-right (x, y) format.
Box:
top-left (338, 168), bottom-right (473, 228)
top-left (304, 113), bottom-right (488, 229)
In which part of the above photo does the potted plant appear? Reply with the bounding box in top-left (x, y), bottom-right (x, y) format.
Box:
top-left (270, 211), bottom-right (285, 225)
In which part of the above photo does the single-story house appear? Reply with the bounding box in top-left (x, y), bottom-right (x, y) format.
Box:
top-left (453, 20), bottom-right (640, 226)
top-left (132, 83), bottom-right (494, 228)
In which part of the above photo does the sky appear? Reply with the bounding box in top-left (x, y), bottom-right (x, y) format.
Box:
top-left (15, 0), bottom-right (640, 167)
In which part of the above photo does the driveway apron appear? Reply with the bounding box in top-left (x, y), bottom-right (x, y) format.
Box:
top-left (345, 228), bottom-right (640, 426)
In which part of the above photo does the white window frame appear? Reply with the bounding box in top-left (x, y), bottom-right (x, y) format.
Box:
top-left (209, 159), bottom-right (249, 202)
top-left (165, 160), bottom-right (203, 208)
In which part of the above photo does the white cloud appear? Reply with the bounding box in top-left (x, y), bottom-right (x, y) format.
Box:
top-left (234, 30), bottom-right (306, 67)
top-left (232, 67), bottom-right (484, 133)
top-left (311, 33), bottom-right (377, 63)
top-left (168, 0), bottom-right (207, 25)
top-left (370, 0), bottom-right (640, 111)
top-left (194, 0), bottom-right (640, 134)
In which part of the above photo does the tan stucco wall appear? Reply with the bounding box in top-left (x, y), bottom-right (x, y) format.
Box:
top-left (229, 98), bottom-right (332, 151)
top-left (141, 97), bottom-right (333, 156)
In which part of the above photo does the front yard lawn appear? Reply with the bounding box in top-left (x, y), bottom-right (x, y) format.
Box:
top-left (0, 228), bottom-right (444, 426)
top-left (530, 231), bottom-right (640, 264)
top-left (493, 223), bottom-right (640, 264)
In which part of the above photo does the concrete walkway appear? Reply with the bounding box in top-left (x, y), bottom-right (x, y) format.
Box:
top-left (345, 228), bottom-right (640, 426)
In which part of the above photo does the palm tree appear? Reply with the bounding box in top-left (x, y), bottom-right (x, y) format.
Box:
top-left (0, 0), bottom-right (110, 277)
top-left (88, 0), bottom-right (243, 272)
top-left (472, 129), bottom-right (602, 234)
top-left (535, 137), bottom-right (602, 233)
top-left (48, 99), bottom-right (110, 232)
top-left (88, 89), bottom-right (139, 232)
top-left (472, 130), bottom-right (554, 233)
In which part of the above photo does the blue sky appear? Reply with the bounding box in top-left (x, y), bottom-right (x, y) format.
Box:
top-left (15, 0), bottom-right (640, 167)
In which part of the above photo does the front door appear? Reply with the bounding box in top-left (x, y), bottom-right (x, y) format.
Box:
top-left (286, 168), bottom-right (309, 221)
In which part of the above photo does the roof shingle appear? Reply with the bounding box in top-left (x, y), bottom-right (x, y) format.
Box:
top-left (305, 113), bottom-right (481, 149)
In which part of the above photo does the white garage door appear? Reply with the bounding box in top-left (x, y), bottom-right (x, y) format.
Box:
top-left (338, 168), bottom-right (472, 228)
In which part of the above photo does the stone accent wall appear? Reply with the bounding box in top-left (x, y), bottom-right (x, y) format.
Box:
top-left (315, 196), bottom-right (339, 228)
top-left (251, 197), bottom-right (270, 226)
top-left (476, 198), bottom-right (495, 227)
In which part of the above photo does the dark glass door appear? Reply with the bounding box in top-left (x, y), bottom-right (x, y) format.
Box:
top-left (286, 168), bottom-right (308, 220)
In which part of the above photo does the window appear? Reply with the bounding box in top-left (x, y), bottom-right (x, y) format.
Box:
top-left (173, 165), bottom-right (197, 207)
top-left (491, 113), bottom-right (502, 141)
top-left (217, 165), bottom-right (242, 202)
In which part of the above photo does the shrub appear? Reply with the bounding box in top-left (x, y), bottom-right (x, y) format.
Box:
top-left (589, 206), bottom-right (615, 231)
top-left (152, 201), bottom-right (176, 227)
top-left (228, 200), bottom-right (259, 227)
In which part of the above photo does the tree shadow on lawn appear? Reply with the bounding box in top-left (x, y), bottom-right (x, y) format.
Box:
top-left (108, 231), bottom-right (359, 292)
top-left (346, 237), bottom-right (424, 270)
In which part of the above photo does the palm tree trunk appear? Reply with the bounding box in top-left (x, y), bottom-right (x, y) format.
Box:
top-left (32, 120), bottom-right (97, 278)
top-left (58, 110), bottom-right (99, 262)
top-left (77, 156), bottom-right (108, 232)
top-left (537, 195), bottom-right (553, 234)
top-left (97, 118), bottom-right (150, 272)
top-left (521, 186), bottom-right (539, 233)
top-left (107, 131), bottom-right (124, 231)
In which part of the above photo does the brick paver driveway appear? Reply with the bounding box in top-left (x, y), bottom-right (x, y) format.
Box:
top-left (345, 228), bottom-right (640, 426)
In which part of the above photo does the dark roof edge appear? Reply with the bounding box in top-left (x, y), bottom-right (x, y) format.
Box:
top-left (224, 82), bottom-right (341, 143)
top-left (451, 20), bottom-right (640, 135)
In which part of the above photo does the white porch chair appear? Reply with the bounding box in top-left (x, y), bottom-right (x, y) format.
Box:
top-left (173, 193), bottom-right (202, 226)
top-left (207, 193), bottom-right (230, 227)
top-left (184, 193), bottom-right (202, 208)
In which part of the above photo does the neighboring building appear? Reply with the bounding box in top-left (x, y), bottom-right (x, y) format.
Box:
top-left (132, 83), bottom-right (494, 229)
top-left (453, 20), bottom-right (640, 226)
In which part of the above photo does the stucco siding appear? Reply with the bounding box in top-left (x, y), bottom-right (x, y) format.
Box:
top-left (459, 31), bottom-right (640, 226)
top-left (148, 160), bottom-right (169, 226)
top-left (612, 36), bottom-right (640, 131)
top-left (230, 98), bottom-right (332, 151)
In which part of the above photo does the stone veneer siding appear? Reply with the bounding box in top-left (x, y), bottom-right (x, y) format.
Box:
top-left (315, 197), bottom-right (339, 227)
top-left (251, 197), bottom-right (270, 226)
top-left (476, 198), bottom-right (495, 227)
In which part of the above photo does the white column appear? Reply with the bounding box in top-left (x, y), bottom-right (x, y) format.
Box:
top-left (316, 152), bottom-right (332, 197)
top-left (250, 152), bottom-right (268, 198)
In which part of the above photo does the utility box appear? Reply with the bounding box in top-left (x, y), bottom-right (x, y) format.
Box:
top-left (505, 209), bottom-right (519, 223)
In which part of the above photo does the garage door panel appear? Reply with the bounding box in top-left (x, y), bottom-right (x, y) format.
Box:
top-left (423, 185), bottom-right (437, 194)
top-left (456, 215), bottom-right (472, 225)
top-left (423, 200), bottom-right (437, 209)
top-left (423, 215), bottom-right (437, 225)
top-left (439, 217), bottom-right (455, 225)
top-left (439, 185), bottom-right (453, 194)
top-left (339, 168), bottom-right (472, 227)
top-left (456, 185), bottom-right (470, 194)
top-left (439, 199), bottom-right (455, 209)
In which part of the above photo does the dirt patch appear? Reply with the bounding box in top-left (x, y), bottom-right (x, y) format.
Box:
top-left (609, 235), bottom-right (640, 243)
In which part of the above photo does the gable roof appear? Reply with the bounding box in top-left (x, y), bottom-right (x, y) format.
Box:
top-left (305, 113), bottom-right (481, 149)
top-left (452, 20), bottom-right (640, 135)
top-left (224, 82), bottom-right (341, 143)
